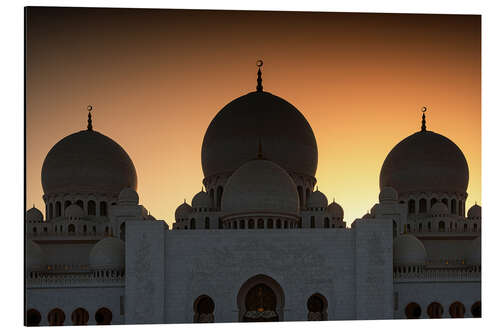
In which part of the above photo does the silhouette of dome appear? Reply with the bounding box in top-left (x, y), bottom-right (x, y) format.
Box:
top-left (119, 187), bottom-right (139, 205)
top-left (394, 235), bottom-right (427, 266)
top-left (221, 159), bottom-right (299, 216)
top-left (89, 237), bottom-right (125, 270)
top-left (430, 202), bottom-right (448, 216)
top-left (175, 201), bottom-right (193, 221)
top-left (192, 190), bottom-right (211, 209)
top-left (467, 204), bottom-right (481, 219)
top-left (327, 201), bottom-right (344, 220)
top-left (307, 189), bottom-right (328, 209)
top-left (201, 91), bottom-right (318, 180)
top-left (380, 131), bottom-right (469, 195)
top-left (466, 236), bottom-right (481, 265)
top-left (64, 204), bottom-right (84, 219)
top-left (26, 207), bottom-right (43, 223)
top-left (27, 240), bottom-right (46, 271)
top-left (379, 186), bottom-right (398, 203)
top-left (41, 130), bottom-right (137, 196)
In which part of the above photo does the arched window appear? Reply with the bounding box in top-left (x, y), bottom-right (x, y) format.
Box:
top-left (298, 186), bottom-right (304, 208)
top-left (216, 186), bottom-right (223, 210)
top-left (100, 201), bottom-right (108, 216)
top-left (441, 198), bottom-right (448, 207)
top-left (276, 220), bottom-right (282, 229)
top-left (68, 224), bottom-right (75, 233)
top-left (47, 308), bottom-right (65, 326)
top-left (451, 199), bottom-right (457, 214)
top-left (105, 226), bottom-right (110, 235)
top-left (438, 221), bottom-right (445, 232)
top-left (88, 200), bottom-right (96, 216)
top-left (428, 222), bottom-right (432, 232)
top-left (405, 303), bottom-right (422, 319)
top-left (474, 223), bottom-right (478, 232)
top-left (248, 219), bottom-right (255, 229)
top-left (449, 302), bottom-right (465, 318)
top-left (458, 200), bottom-right (463, 216)
top-left (267, 219), bottom-right (273, 229)
top-left (120, 223), bottom-right (125, 241)
top-left (464, 223), bottom-right (468, 232)
top-left (419, 223), bottom-right (423, 232)
top-left (190, 218), bottom-right (196, 230)
top-left (83, 225), bottom-right (87, 234)
top-left (310, 216), bottom-right (315, 228)
top-left (49, 203), bottom-right (54, 219)
top-left (209, 189), bottom-right (215, 208)
top-left (26, 308), bottom-right (42, 326)
top-left (95, 307), bottom-right (112, 325)
top-left (431, 198), bottom-right (438, 207)
top-left (33, 227), bottom-right (37, 234)
top-left (76, 200), bottom-right (84, 209)
top-left (471, 301), bottom-right (481, 318)
top-left (71, 308), bottom-right (89, 325)
top-left (239, 220), bottom-right (245, 229)
top-left (306, 188), bottom-right (311, 207)
top-left (258, 219), bottom-right (264, 229)
top-left (233, 221), bottom-right (237, 229)
top-left (408, 200), bottom-right (416, 214)
top-left (218, 220), bottom-right (223, 229)
top-left (324, 218), bottom-right (330, 228)
top-left (193, 295), bottom-right (215, 323)
top-left (418, 198), bottom-right (427, 213)
top-left (298, 218), bottom-right (302, 229)
top-left (284, 221), bottom-right (289, 229)
top-left (56, 201), bottom-right (62, 217)
top-left (427, 302), bottom-right (443, 318)
top-left (205, 217), bottom-right (210, 229)
top-left (307, 294), bottom-right (328, 321)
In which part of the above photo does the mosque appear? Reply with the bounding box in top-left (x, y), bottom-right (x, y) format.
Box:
top-left (25, 62), bottom-right (481, 326)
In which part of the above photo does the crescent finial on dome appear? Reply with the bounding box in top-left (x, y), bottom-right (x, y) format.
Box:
top-left (256, 60), bottom-right (263, 92)
top-left (87, 105), bottom-right (93, 131)
top-left (421, 106), bottom-right (427, 132)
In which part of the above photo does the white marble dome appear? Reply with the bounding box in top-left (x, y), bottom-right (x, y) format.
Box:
top-left (192, 190), bottom-right (211, 209)
top-left (393, 234), bottom-right (427, 266)
top-left (327, 201), bottom-right (344, 220)
top-left (41, 129), bottom-right (137, 196)
top-left (466, 236), bottom-right (481, 265)
top-left (430, 202), bottom-right (448, 216)
top-left (89, 237), bottom-right (125, 270)
top-left (201, 91), bottom-right (318, 180)
top-left (64, 204), bottom-right (84, 219)
top-left (26, 207), bottom-right (43, 222)
top-left (119, 187), bottom-right (139, 205)
top-left (221, 158), bottom-right (299, 216)
top-left (380, 130), bottom-right (469, 196)
top-left (379, 186), bottom-right (398, 203)
top-left (27, 240), bottom-right (46, 271)
top-left (307, 189), bottom-right (328, 209)
top-left (175, 201), bottom-right (193, 221)
top-left (467, 204), bottom-right (481, 219)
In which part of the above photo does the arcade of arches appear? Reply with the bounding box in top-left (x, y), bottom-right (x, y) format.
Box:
top-left (26, 307), bottom-right (113, 326)
top-left (404, 301), bottom-right (480, 319)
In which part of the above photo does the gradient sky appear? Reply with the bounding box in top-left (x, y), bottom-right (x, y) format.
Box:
top-left (26, 8), bottom-right (481, 226)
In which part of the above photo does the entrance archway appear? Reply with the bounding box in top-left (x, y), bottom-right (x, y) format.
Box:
top-left (237, 274), bottom-right (284, 322)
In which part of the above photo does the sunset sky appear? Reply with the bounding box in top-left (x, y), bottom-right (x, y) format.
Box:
top-left (26, 8), bottom-right (481, 226)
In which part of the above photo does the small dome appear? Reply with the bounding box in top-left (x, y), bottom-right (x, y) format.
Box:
top-left (221, 159), bottom-right (299, 216)
top-left (64, 204), bottom-right (84, 219)
top-left (430, 202), bottom-right (448, 215)
top-left (380, 130), bottom-right (469, 195)
top-left (26, 240), bottom-right (46, 271)
top-left (467, 204), bottom-right (481, 219)
top-left (191, 190), bottom-right (211, 209)
top-left (327, 201), bottom-right (344, 220)
top-left (394, 234), bottom-right (427, 266)
top-left (119, 187), bottom-right (139, 205)
top-left (379, 186), bottom-right (398, 203)
top-left (89, 237), bottom-right (125, 270)
top-left (465, 236), bottom-right (481, 265)
top-left (26, 207), bottom-right (43, 222)
top-left (307, 189), bottom-right (328, 209)
top-left (41, 130), bottom-right (137, 196)
top-left (175, 201), bottom-right (193, 221)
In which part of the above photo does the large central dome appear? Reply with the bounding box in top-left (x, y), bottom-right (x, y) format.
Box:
top-left (201, 91), bottom-right (318, 179)
top-left (41, 129), bottom-right (137, 195)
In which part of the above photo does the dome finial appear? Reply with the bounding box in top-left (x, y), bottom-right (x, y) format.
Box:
top-left (421, 106), bottom-right (427, 132)
top-left (87, 105), bottom-right (93, 131)
top-left (256, 60), bottom-right (263, 92)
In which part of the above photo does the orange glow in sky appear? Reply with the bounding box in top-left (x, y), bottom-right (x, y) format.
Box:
top-left (26, 8), bottom-right (481, 226)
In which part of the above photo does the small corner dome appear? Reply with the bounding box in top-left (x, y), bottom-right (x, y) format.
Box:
top-left (468, 204), bottom-right (481, 219)
top-left (327, 201), bottom-right (344, 220)
top-left (27, 240), bottom-right (46, 271)
top-left (64, 204), bottom-right (84, 219)
top-left (430, 202), bottom-right (448, 215)
top-left (221, 159), bottom-right (299, 215)
top-left (26, 207), bottom-right (43, 222)
top-left (394, 234), bottom-right (427, 266)
top-left (89, 237), bottom-right (125, 270)
top-left (466, 236), bottom-right (481, 265)
top-left (379, 186), bottom-right (398, 203)
top-left (175, 201), bottom-right (193, 221)
top-left (307, 189), bottom-right (328, 209)
top-left (119, 187), bottom-right (139, 205)
top-left (191, 190), bottom-right (211, 209)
